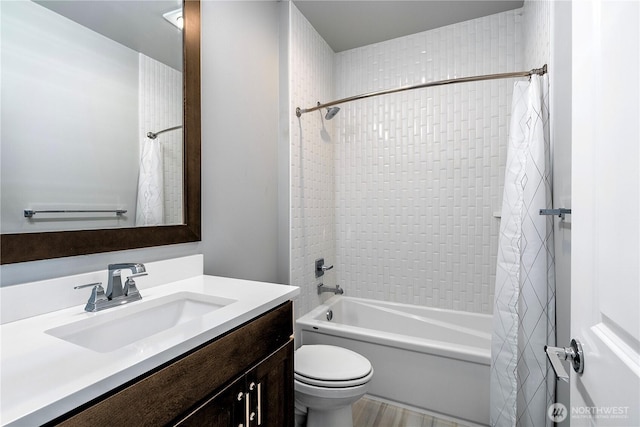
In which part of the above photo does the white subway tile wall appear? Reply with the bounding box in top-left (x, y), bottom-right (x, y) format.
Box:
top-left (290, 6), bottom-right (528, 316)
top-left (523, 0), bottom-right (550, 70)
top-left (139, 54), bottom-right (183, 225)
top-left (334, 11), bottom-right (523, 314)
top-left (290, 5), bottom-right (338, 320)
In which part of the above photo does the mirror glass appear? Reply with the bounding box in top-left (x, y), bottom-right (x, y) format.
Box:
top-left (1, 0), bottom-right (184, 233)
top-left (0, 0), bottom-right (201, 264)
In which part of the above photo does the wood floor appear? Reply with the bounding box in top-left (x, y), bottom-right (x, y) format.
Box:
top-left (352, 397), bottom-right (462, 427)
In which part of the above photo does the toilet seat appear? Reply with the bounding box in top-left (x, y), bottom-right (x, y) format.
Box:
top-left (295, 345), bottom-right (373, 388)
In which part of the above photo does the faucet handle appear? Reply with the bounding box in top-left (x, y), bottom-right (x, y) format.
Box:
top-left (74, 282), bottom-right (103, 290)
top-left (75, 282), bottom-right (107, 312)
top-left (123, 273), bottom-right (146, 299)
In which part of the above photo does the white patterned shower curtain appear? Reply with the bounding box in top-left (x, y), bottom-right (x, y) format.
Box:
top-left (490, 75), bottom-right (555, 427)
top-left (135, 139), bottom-right (164, 226)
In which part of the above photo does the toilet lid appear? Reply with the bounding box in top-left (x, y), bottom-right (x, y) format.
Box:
top-left (295, 345), bottom-right (372, 385)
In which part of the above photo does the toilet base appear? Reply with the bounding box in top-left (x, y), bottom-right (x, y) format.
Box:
top-left (306, 404), bottom-right (353, 427)
top-left (294, 402), bottom-right (307, 427)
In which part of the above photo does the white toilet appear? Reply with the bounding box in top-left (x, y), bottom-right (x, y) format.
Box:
top-left (294, 344), bottom-right (374, 427)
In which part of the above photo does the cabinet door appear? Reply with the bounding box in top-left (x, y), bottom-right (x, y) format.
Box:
top-left (176, 340), bottom-right (294, 427)
top-left (176, 375), bottom-right (246, 427)
top-left (249, 340), bottom-right (294, 427)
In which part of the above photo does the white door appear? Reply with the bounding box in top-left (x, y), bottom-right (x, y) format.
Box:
top-left (571, 0), bottom-right (640, 425)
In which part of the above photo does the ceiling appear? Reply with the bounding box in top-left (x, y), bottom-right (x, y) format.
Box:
top-left (33, 0), bottom-right (182, 70)
top-left (293, 0), bottom-right (524, 52)
top-left (34, 1), bottom-right (524, 67)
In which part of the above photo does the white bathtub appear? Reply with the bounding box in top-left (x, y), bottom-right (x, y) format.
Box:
top-left (296, 295), bottom-right (491, 426)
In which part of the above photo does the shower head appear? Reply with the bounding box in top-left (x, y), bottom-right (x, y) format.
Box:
top-left (325, 106), bottom-right (340, 120)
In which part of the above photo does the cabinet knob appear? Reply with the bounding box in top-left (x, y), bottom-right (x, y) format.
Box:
top-left (250, 412), bottom-right (256, 421)
top-left (249, 382), bottom-right (256, 391)
top-left (237, 392), bottom-right (244, 401)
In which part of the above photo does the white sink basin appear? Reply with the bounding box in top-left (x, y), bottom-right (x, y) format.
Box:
top-left (45, 292), bottom-right (236, 353)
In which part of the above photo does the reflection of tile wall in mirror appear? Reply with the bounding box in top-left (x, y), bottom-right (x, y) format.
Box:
top-left (139, 53), bottom-right (183, 226)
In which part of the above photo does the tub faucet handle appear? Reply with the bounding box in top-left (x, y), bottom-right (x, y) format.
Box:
top-left (315, 258), bottom-right (333, 278)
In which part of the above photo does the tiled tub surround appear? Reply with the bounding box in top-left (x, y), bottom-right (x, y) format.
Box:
top-left (289, 3), bottom-right (338, 321)
top-left (333, 11), bottom-right (522, 315)
top-left (0, 255), bottom-right (299, 426)
top-left (291, 6), bottom-right (523, 315)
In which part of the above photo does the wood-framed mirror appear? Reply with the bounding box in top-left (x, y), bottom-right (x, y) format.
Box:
top-left (0, 0), bottom-right (201, 265)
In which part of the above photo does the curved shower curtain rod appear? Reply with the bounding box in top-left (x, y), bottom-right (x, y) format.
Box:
top-left (296, 64), bottom-right (547, 117)
top-left (146, 125), bottom-right (183, 140)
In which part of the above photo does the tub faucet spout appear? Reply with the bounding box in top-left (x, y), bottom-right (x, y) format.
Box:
top-left (318, 283), bottom-right (344, 295)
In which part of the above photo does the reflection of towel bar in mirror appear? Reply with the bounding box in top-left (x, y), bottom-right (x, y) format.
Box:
top-left (24, 209), bottom-right (127, 218)
top-left (146, 125), bottom-right (183, 140)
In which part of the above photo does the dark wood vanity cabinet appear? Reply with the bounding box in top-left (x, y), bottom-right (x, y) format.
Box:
top-left (51, 301), bottom-right (294, 427)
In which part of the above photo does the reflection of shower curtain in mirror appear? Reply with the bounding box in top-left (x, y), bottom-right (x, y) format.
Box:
top-left (135, 139), bottom-right (164, 226)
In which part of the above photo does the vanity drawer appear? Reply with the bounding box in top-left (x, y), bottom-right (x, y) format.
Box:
top-left (50, 301), bottom-right (293, 426)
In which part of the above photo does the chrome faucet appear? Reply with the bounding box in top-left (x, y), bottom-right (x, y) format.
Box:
top-left (315, 257), bottom-right (343, 295)
top-left (317, 283), bottom-right (344, 295)
top-left (107, 263), bottom-right (146, 300)
top-left (75, 263), bottom-right (147, 312)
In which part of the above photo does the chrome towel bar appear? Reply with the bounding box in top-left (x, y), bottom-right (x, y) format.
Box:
top-left (24, 209), bottom-right (127, 218)
top-left (539, 208), bottom-right (571, 220)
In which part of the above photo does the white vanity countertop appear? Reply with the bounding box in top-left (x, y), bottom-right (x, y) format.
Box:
top-left (0, 275), bottom-right (299, 426)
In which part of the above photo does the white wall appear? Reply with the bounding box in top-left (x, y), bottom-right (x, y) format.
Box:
top-left (200, 1), bottom-right (286, 284)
